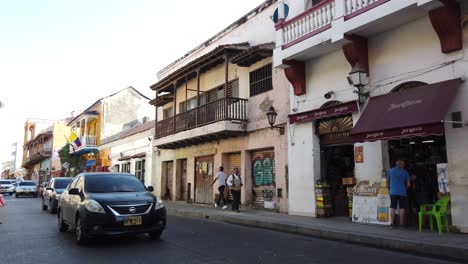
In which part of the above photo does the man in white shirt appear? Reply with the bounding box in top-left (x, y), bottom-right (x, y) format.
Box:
top-left (211, 166), bottom-right (228, 209)
top-left (227, 167), bottom-right (242, 212)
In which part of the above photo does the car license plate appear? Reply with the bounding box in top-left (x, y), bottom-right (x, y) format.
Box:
top-left (124, 216), bottom-right (142, 226)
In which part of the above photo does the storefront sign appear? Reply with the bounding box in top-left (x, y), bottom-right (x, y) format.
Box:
top-left (289, 101), bottom-right (358, 124)
top-left (353, 123), bottom-right (445, 143)
top-left (354, 146), bottom-right (364, 163)
top-left (352, 180), bottom-right (391, 226)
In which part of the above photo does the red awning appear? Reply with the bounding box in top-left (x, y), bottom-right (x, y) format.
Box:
top-left (289, 101), bottom-right (358, 124)
top-left (351, 78), bottom-right (461, 143)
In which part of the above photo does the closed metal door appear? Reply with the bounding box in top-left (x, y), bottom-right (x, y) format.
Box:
top-left (251, 149), bottom-right (276, 208)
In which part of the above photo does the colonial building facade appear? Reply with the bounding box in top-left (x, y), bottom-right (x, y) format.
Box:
top-left (150, 0), bottom-right (291, 212)
top-left (274, 0), bottom-right (468, 232)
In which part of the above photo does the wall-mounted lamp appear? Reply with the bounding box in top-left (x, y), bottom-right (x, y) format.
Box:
top-left (266, 106), bottom-right (285, 135)
top-left (348, 63), bottom-right (369, 104)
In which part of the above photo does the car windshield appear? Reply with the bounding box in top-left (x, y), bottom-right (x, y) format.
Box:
top-left (19, 182), bottom-right (36, 186)
top-left (1, 181), bottom-right (11, 184)
top-left (85, 174), bottom-right (146, 193)
top-left (54, 179), bottom-right (72, 189)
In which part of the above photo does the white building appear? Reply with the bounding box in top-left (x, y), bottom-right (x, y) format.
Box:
top-left (99, 121), bottom-right (155, 187)
top-left (274, 0), bottom-right (468, 232)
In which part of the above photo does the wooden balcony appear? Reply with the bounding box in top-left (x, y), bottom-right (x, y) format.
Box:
top-left (23, 147), bottom-right (52, 167)
top-left (154, 97), bottom-right (248, 148)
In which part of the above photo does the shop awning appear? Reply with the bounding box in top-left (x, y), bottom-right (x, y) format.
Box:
top-left (289, 101), bottom-right (358, 124)
top-left (351, 78), bottom-right (461, 143)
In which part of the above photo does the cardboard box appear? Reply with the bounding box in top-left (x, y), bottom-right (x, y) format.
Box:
top-left (342, 177), bottom-right (356, 185)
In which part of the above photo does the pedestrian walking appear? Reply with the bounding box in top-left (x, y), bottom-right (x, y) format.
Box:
top-left (387, 159), bottom-right (410, 229)
top-left (211, 166), bottom-right (228, 209)
top-left (227, 167), bottom-right (242, 212)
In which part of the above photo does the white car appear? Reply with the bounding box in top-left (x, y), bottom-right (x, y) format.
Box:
top-left (0, 180), bottom-right (15, 195)
top-left (16, 181), bottom-right (38, 198)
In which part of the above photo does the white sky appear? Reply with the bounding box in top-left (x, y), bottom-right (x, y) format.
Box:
top-left (0, 0), bottom-right (267, 164)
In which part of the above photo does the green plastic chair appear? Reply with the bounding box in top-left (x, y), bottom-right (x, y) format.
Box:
top-left (418, 196), bottom-right (450, 235)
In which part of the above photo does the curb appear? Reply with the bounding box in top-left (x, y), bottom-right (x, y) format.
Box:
top-left (167, 207), bottom-right (468, 262)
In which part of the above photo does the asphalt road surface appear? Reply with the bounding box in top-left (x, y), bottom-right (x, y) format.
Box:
top-left (0, 195), bottom-right (462, 264)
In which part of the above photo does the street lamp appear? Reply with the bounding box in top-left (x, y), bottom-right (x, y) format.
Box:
top-left (266, 106), bottom-right (285, 135)
top-left (348, 63), bottom-right (369, 104)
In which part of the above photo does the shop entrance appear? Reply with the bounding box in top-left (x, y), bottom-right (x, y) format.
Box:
top-left (320, 145), bottom-right (354, 216)
top-left (388, 135), bottom-right (448, 225)
top-left (317, 113), bottom-right (354, 217)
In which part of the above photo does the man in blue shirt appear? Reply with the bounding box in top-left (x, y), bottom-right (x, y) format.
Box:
top-left (387, 160), bottom-right (410, 228)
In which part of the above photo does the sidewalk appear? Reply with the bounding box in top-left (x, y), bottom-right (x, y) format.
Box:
top-left (165, 201), bottom-right (468, 262)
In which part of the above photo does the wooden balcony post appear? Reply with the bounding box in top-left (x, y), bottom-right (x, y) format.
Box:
top-left (196, 68), bottom-right (200, 126)
top-left (173, 82), bottom-right (177, 134)
top-left (224, 55), bottom-right (229, 119)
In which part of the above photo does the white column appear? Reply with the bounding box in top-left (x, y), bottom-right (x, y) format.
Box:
top-left (83, 118), bottom-right (88, 146)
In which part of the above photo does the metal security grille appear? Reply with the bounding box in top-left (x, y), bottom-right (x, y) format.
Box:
top-left (250, 64), bottom-right (272, 96)
top-left (251, 149), bottom-right (276, 208)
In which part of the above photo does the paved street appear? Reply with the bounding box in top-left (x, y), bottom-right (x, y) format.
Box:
top-left (0, 195), bottom-right (462, 264)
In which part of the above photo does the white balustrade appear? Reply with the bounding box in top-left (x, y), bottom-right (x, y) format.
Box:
top-left (345, 0), bottom-right (380, 16)
top-left (80, 135), bottom-right (97, 147)
top-left (282, 1), bottom-right (335, 46)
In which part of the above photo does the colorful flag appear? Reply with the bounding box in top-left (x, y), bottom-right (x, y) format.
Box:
top-left (69, 131), bottom-right (82, 148)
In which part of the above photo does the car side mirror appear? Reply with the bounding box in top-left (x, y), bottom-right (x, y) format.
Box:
top-left (147, 186), bottom-right (154, 192)
top-left (68, 188), bottom-right (80, 195)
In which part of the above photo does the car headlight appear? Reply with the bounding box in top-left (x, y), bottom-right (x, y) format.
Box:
top-left (155, 200), bottom-right (164, 210)
top-left (84, 200), bottom-right (106, 214)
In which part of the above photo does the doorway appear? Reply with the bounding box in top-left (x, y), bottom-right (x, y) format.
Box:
top-left (388, 135), bottom-right (448, 225)
top-left (162, 161), bottom-right (173, 200)
top-left (320, 145), bottom-right (355, 216)
top-left (176, 159), bottom-right (188, 201)
top-left (194, 155), bottom-right (214, 204)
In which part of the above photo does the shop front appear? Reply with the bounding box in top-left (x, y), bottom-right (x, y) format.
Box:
top-left (350, 78), bottom-right (461, 226)
top-left (289, 100), bottom-right (359, 217)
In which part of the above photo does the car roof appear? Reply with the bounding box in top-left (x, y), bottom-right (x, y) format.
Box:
top-left (79, 172), bottom-right (134, 177)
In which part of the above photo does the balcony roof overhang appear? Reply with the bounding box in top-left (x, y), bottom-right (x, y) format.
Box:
top-left (149, 93), bottom-right (174, 107)
top-left (150, 43), bottom-right (251, 93)
top-left (70, 147), bottom-right (98, 156)
top-left (230, 43), bottom-right (275, 67)
top-left (155, 130), bottom-right (246, 149)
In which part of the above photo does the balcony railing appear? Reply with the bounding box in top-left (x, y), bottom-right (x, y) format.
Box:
top-left (278, 0), bottom-right (390, 49)
top-left (280, 0), bottom-right (335, 49)
top-left (24, 147), bottom-right (52, 165)
top-left (156, 97), bottom-right (248, 139)
top-left (80, 135), bottom-right (97, 147)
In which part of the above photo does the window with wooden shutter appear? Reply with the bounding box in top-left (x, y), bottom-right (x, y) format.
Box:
top-left (250, 64), bottom-right (272, 96)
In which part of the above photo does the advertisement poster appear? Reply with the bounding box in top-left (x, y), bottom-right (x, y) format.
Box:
top-left (352, 180), bottom-right (390, 225)
top-left (437, 163), bottom-right (449, 193)
top-left (354, 146), bottom-right (364, 163)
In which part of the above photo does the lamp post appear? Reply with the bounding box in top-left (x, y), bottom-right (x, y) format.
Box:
top-left (348, 63), bottom-right (369, 104)
top-left (266, 106), bottom-right (285, 135)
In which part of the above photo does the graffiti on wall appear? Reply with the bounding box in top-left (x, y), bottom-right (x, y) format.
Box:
top-left (252, 156), bottom-right (275, 186)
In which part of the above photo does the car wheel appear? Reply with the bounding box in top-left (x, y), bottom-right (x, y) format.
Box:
top-left (76, 217), bottom-right (89, 245)
top-left (33, 193), bottom-right (38, 198)
top-left (58, 210), bottom-right (68, 232)
top-left (148, 230), bottom-right (163, 240)
top-left (9, 192), bottom-right (13, 196)
top-left (49, 202), bottom-right (57, 214)
top-left (42, 200), bottom-right (48, 211)
top-left (15, 193), bottom-right (20, 198)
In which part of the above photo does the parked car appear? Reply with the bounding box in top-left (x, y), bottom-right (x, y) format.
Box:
top-left (0, 180), bottom-right (15, 195)
top-left (58, 173), bottom-right (166, 245)
top-left (15, 181), bottom-right (38, 197)
top-left (42, 178), bottom-right (73, 213)
top-left (39, 182), bottom-right (49, 197)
